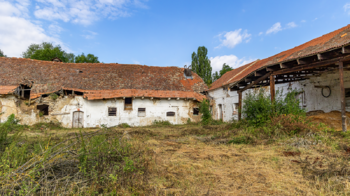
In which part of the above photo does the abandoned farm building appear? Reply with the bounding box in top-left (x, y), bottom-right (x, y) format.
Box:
top-left (208, 24), bottom-right (350, 131)
top-left (0, 59), bottom-right (208, 128)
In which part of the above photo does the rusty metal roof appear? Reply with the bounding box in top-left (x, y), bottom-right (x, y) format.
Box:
top-left (0, 58), bottom-right (208, 100)
top-left (209, 24), bottom-right (350, 91)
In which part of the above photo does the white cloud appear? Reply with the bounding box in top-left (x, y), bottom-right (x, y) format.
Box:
top-left (301, 20), bottom-right (306, 23)
top-left (266, 22), bottom-right (282, 34)
top-left (216, 29), bottom-right (251, 49)
top-left (344, 3), bottom-right (350, 15)
top-left (82, 30), bottom-right (98, 39)
top-left (258, 32), bottom-right (264, 36)
top-left (210, 55), bottom-right (256, 73)
top-left (34, 0), bottom-right (147, 25)
top-left (0, 1), bottom-right (66, 57)
top-left (286, 22), bottom-right (297, 29)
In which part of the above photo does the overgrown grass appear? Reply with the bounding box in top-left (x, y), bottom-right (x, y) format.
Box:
top-left (0, 117), bottom-right (151, 195)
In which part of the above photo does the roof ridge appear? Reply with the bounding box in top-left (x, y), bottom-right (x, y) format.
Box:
top-left (223, 59), bottom-right (260, 86)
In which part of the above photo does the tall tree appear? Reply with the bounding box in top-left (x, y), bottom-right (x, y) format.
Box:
top-left (22, 42), bottom-right (75, 63)
top-left (0, 49), bottom-right (6, 57)
top-left (75, 53), bottom-right (100, 63)
top-left (212, 63), bottom-right (233, 82)
top-left (191, 46), bottom-right (212, 85)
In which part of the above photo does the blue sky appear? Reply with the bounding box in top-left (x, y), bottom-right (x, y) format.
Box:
top-left (1, 0), bottom-right (350, 72)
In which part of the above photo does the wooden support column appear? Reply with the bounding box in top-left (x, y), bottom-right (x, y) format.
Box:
top-left (270, 75), bottom-right (275, 102)
top-left (238, 91), bottom-right (242, 121)
top-left (339, 61), bottom-right (347, 132)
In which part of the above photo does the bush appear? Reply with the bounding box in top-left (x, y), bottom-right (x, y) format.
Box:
top-left (119, 123), bottom-right (131, 128)
top-left (199, 99), bottom-right (212, 125)
top-left (152, 120), bottom-right (172, 126)
top-left (0, 114), bottom-right (22, 151)
top-left (242, 88), bottom-right (305, 127)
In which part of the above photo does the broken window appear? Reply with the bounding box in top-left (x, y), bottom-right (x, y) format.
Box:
top-left (37, 104), bottom-right (49, 116)
top-left (167, 112), bottom-right (175, 117)
top-left (138, 108), bottom-right (146, 117)
top-left (124, 98), bottom-right (132, 110)
top-left (108, 107), bottom-right (117, 116)
top-left (193, 108), bottom-right (199, 115)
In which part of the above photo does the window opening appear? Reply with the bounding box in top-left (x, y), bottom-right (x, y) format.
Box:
top-left (345, 89), bottom-right (350, 107)
top-left (108, 107), bottom-right (117, 116)
top-left (233, 103), bottom-right (239, 115)
top-left (193, 108), bottom-right (199, 115)
top-left (167, 112), bottom-right (175, 117)
top-left (124, 98), bottom-right (132, 110)
top-left (138, 108), bottom-right (146, 117)
top-left (37, 104), bottom-right (49, 116)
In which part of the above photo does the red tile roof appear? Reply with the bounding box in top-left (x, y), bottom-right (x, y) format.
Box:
top-left (0, 86), bottom-right (18, 95)
top-left (209, 24), bottom-right (350, 91)
top-left (0, 58), bottom-right (208, 100)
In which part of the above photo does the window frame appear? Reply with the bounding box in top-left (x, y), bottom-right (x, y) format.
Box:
top-left (108, 107), bottom-right (117, 116)
top-left (138, 108), bottom-right (146, 117)
top-left (124, 98), bottom-right (133, 110)
top-left (166, 111), bottom-right (176, 117)
top-left (193, 108), bottom-right (199, 115)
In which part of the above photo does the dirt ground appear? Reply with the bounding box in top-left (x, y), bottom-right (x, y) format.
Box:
top-left (20, 124), bottom-right (350, 195)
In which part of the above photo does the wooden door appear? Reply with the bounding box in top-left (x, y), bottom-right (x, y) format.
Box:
top-left (73, 111), bottom-right (84, 128)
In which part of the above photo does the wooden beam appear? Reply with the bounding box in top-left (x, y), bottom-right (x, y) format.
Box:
top-left (317, 53), bottom-right (328, 60)
top-left (239, 72), bottom-right (272, 92)
top-left (266, 67), bottom-right (279, 72)
top-left (273, 55), bottom-right (350, 75)
top-left (270, 75), bottom-right (275, 103)
top-left (238, 91), bottom-right (242, 121)
top-left (339, 61), bottom-right (347, 132)
top-left (245, 78), bottom-right (252, 82)
top-left (279, 63), bottom-right (291, 69)
top-left (342, 46), bottom-right (350, 54)
top-left (297, 58), bottom-right (307, 65)
top-left (255, 72), bottom-right (263, 77)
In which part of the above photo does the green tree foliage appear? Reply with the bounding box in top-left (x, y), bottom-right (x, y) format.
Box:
top-left (191, 46), bottom-right (212, 85)
top-left (22, 42), bottom-right (75, 63)
top-left (75, 53), bottom-right (100, 63)
top-left (0, 49), bottom-right (6, 57)
top-left (242, 88), bottom-right (305, 127)
top-left (212, 63), bottom-right (233, 81)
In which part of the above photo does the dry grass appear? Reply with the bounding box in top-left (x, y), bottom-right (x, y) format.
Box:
top-left (3, 122), bottom-right (350, 195)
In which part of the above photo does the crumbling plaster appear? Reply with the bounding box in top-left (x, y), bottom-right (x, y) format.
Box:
top-left (0, 95), bottom-right (201, 127)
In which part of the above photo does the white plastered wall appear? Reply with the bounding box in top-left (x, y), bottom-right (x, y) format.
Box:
top-left (208, 71), bottom-right (350, 122)
top-left (0, 96), bottom-right (201, 128)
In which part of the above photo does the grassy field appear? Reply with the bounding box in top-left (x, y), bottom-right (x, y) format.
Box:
top-left (1, 118), bottom-right (350, 195)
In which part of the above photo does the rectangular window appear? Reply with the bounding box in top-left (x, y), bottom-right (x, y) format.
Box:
top-left (193, 108), bottom-right (199, 115)
top-left (138, 108), bottom-right (146, 117)
top-left (108, 107), bottom-right (117, 116)
top-left (124, 98), bottom-right (132, 110)
top-left (166, 112), bottom-right (175, 117)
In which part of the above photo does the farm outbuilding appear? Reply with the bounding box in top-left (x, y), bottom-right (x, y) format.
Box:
top-left (0, 59), bottom-right (207, 127)
top-left (208, 24), bottom-right (350, 131)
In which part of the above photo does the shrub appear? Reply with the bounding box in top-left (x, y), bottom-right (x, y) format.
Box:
top-left (242, 88), bottom-right (305, 127)
top-left (199, 99), bottom-right (212, 125)
top-left (152, 120), bottom-right (172, 126)
top-left (119, 123), bottom-right (131, 128)
top-left (0, 114), bottom-right (21, 151)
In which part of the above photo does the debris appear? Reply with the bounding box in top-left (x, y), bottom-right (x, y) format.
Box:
top-left (283, 151), bottom-right (301, 157)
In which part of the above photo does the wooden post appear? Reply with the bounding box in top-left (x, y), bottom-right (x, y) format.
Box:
top-left (238, 91), bottom-right (242, 121)
top-left (270, 75), bottom-right (275, 102)
top-left (339, 61), bottom-right (347, 132)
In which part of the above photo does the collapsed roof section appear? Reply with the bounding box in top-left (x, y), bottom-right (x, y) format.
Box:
top-left (0, 58), bottom-right (208, 101)
top-left (209, 24), bottom-right (350, 91)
